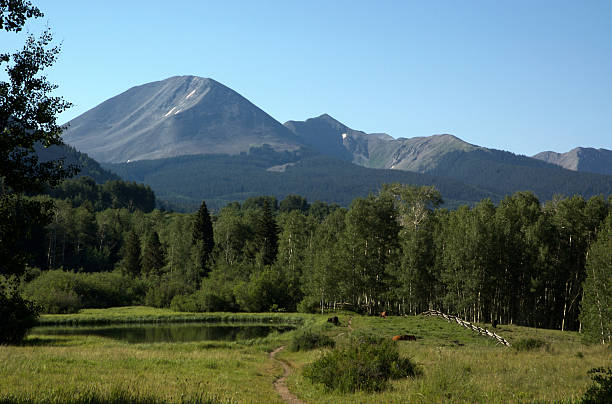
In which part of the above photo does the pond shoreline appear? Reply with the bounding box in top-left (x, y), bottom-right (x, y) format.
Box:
top-left (37, 306), bottom-right (310, 326)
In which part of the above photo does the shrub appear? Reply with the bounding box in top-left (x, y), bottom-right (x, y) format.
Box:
top-left (297, 296), bottom-right (320, 313)
top-left (303, 336), bottom-right (420, 393)
top-left (512, 338), bottom-right (547, 351)
top-left (23, 270), bottom-right (145, 313)
top-left (170, 289), bottom-right (235, 313)
top-left (582, 367), bottom-right (612, 404)
top-left (23, 270), bottom-right (82, 313)
top-left (144, 272), bottom-right (195, 308)
top-left (290, 329), bottom-right (335, 351)
top-left (0, 280), bottom-right (39, 344)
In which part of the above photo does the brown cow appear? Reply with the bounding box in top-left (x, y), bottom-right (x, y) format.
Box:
top-left (380, 311), bottom-right (388, 318)
top-left (392, 334), bottom-right (417, 341)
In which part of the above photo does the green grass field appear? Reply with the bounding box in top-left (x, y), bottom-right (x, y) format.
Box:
top-left (1, 307), bottom-right (609, 403)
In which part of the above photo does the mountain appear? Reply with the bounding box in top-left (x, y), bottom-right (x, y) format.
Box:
top-left (61, 76), bottom-right (612, 211)
top-left (62, 76), bottom-right (302, 163)
top-left (36, 143), bottom-right (119, 184)
top-left (285, 114), bottom-right (612, 201)
top-left (533, 147), bottom-right (612, 176)
top-left (285, 114), bottom-right (478, 170)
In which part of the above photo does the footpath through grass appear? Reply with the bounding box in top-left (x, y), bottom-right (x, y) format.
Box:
top-left (1, 307), bottom-right (610, 403)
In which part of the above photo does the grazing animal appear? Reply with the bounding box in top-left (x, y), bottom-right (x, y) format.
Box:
top-left (392, 334), bottom-right (417, 341)
top-left (492, 319), bottom-right (498, 328)
top-left (327, 316), bottom-right (340, 326)
top-left (380, 311), bottom-right (388, 318)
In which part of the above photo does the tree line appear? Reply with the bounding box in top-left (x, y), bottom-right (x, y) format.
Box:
top-left (17, 187), bottom-right (612, 344)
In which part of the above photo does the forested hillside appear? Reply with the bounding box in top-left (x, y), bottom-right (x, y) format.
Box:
top-left (19, 185), bottom-right (612, 341)
top-left (104, 145), bottom-right (501, 211)
top-left (36, 143), bottom-right (119, 184)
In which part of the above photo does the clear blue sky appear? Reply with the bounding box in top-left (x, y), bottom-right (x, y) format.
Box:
top-left (4, 0), bottom-right (611, 155)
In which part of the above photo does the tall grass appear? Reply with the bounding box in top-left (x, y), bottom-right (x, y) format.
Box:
top-left (0, 389), bottom-right (227, 404)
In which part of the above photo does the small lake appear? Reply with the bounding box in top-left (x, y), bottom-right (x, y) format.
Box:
top-left (31, 323), bottom-right (294, 343)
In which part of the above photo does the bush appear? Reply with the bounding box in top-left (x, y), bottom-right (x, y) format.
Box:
top-left (0, 280), bottom-right (39, 344)
top-left (303, 336), bottom-right (420, 393)
top-left (290, 329), bottom-right (335, 351)
top-left (144, 272), bottom-right (195, 308)
top-left (582, 367), bottom-right (612, 404)
top-left (297, 296), bottom-right (320, 313)
top-left (23, 270), bottom-right (145, 313)
top-left (512, 338), bottom-right (547, 351)
top-left (170, 289), bottom-right (235, 313)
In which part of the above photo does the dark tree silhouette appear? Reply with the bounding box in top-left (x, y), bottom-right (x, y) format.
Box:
top-left (142, 231), bottom-right (165, 276)
top-left (192, 200), bottom-right (214, 274)
top-left (121, 230), bottom-right (141, 278)
top-left (257, 199), bottom-right (279, 266)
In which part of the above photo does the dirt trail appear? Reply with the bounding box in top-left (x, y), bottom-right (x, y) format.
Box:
top-left (269, 346), bottom-right (305, 404)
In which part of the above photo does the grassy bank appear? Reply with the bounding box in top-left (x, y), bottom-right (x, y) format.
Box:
top-left (1, 307), bottom-right (609, 403)
top-left (37, 306), bottom-right (309, 326)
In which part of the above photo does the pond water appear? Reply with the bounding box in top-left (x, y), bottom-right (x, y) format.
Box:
top-left (31, 323), bottom-right (294, 343)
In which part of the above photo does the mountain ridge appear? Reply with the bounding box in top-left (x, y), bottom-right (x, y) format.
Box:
top-left (59, 75), bottom-right (611, 211)
top-left (533, 147), bottom-right (612, 176)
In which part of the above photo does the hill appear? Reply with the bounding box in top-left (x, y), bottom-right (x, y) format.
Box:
top-left (533, 147), bottom-right (612, 176)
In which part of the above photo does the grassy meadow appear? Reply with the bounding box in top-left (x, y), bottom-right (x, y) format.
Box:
top-left (0, 307), bottom-right (609, 403)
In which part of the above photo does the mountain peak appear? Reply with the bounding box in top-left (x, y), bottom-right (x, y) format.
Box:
top-left (62, 76), bottom-right (302, 163)
top-left (533, 146), bottom-right (612, 175)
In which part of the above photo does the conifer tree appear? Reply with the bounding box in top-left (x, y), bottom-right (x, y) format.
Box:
top-left (142, 231), bottom-right (165, 276)
top-left (192, 200), bottom-right (214, 273)
top-left (121, 230), bottom-right (141, 277)
top-left (258, 199), bottom-right (279, 266)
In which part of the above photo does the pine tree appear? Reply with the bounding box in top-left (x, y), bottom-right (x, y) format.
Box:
top-left (121, 230), bottom-right (141, 277)
top-left (258, 199), bottom-right (279, 266)
top-left (142, 231), bottom-right (165, 276)
top-left (192, 200), bottom-right (215, 274)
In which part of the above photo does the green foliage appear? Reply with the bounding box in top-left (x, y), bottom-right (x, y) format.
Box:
top-left (23, 270), bottom-right (145, 314)
top-left (0, 195), bottom-right (53, 276)
top-left (144, 272), bottom-right (195, 308)
top-left (0, 279), bottom-right (39, 344)
top-left (47, 176), bottom-right (155, 212)
top-left (289, 329), bottom-right (335, 351)
top-left (170, 289), bottom-right (234, 313)
top-left (1, 17), bottom-right (75, 194)
top-left (581, 367), bottom-right (612, 404)
top-left (512, 338), bottom-right (547, 352)
top-left (234, 267), bottom-right (290, 312)
top-left (192, 200), bottom-right (214, 274)
top-left (297, 296), bottom-right (320, 313)
top-left (580, 213), bottom-right (612, 344)
top-left (279, 194), bottom-right (309, 213)
top-left (141, 231), bottom-right (165, 277)
top-left (303, 336), bottom-right (420, 393)
top-left (121, 230), bottom-right (141, 277)
top-left (256, 199), bottom-right (278, 266)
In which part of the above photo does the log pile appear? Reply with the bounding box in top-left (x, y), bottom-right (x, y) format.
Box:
top-left (420, 309), bottom-right (511, 347)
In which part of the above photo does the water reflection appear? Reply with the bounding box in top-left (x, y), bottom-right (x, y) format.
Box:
top-left (31, 323), bottom-right (293, 343)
